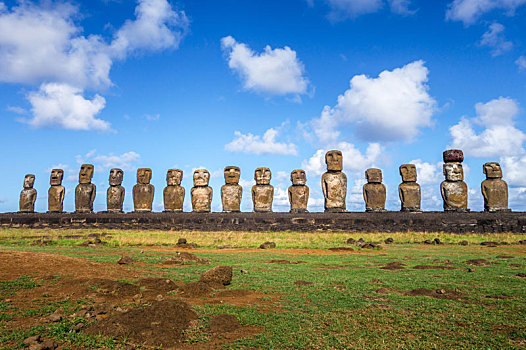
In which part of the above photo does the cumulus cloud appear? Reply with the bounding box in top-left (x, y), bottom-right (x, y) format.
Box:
top-left (479, 23), bottom-right (513, 56)
top-left (225, 126), bottom-right (298, 155)
top-left (326, 0), bottom-right (383, 20)
top-left (446, 0), bottom-right (526, 25)
top-left (311, 60), bottom-right (436, 144)
top-left (449, 97), bottom-right (525, 157)
top-left (221, 36), bottom-right (309, 97)
top-left (516, 56), bottom-right (526, 70)
top-left (76, 150), bottom-right (141, 171)
top-left (388, 0), bottom-right (416, 14)
top-left (26, 83), bottom-right (108, 131)
top-left (410, 159), bottom-right (443, 185)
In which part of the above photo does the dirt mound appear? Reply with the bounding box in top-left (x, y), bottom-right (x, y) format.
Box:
top-left (466, 259), bottom-right (492, 266)
top-left (85, 300), bottom-right (197, 347)
top-left (413, 265), bottom-right (456, 270)
top-left (209, 314), bottom-right (241, 333)
top-left (137, 278), bottom-right (180, 293)
top-left (89, 278), bottom-right (141, 298)
top-left (200, 266), bottom-right (233, 286)
top-left (403, 288), bottom-right (463, 300)
top-left (179, 281), bottom-right (214, 298)
top-left (294, 280), bottom-right (314, 286)
top-left (162, 251), bottom-right (209, 265)
top-left (265, 259), bottom-right (306, 264)
top-left (380, 262), bottom-right (406, 270)
top-left (328, 247), bottom-right (354, 252)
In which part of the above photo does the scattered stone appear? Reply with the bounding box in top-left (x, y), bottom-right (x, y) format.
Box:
top-left (459, 240), bottom-right (469, 246)
top-left (357, 238), bottom-right (365, 244)
top-left (346, 238), bottom-right (356, 244)
top-left (240, 269), bottom-right (248, 274)
top-left (259, 241), bottom-right (276, 249)
top-left (73, 323), bottom-right (84, 331)
top-left (384, 237), bottom-right (394, 244)
top-left (436, 289), bottom-right (446, 294)
top-left (380, 262), bottom-right (406, 270)
top-left (517, 273), bottom-right (526, 278)
top-left (423, 240), bottom-right (432, 245)
top-left (466, 259), bottom-right (491, 266)
top-left (117, 256), bottom-right (134, 265)
top-left (47, 313), bottom-right (62, 322)
top-left (23, 335), bottom-right (41, 346)
top-left (177, 238), bottom-right (187, 245)
top-left (217, 244), bottom-right (234, 249)
top-left (370, 278), bottom-right (385, 284)
top-left (361, 243), bottom-right (382, 249)
top-left (200, 266), bottom-right (233, 286)
top-left (519, 240), bottom-right (526, 245)
top-left (209, 314), bottom-right (240, 333)
top-left (433, 238), bottom-right (443, 245)
top-left (413, 265), bottom-right (456, 270)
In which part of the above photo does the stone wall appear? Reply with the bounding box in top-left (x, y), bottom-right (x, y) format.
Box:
top-left (1, 212), bottom-right (526, 233)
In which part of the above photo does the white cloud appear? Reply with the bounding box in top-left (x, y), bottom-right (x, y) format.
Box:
top-left (449, 97), bottom-right (525, 157)
top-left (388, 0), bottom-right (416, 14)
top-left (75, 150), bottom-right (141, 172)
top-left (516, 56), bottom-right (526, 70)
top-left (326, 0), bottom-right (383, 20)
top-left (500, 155), bottom-right (526, 187)
top-left (6, 105), bottom-right (26, 114)
top-left (225, 126), bottom-right (298, 155)
top-left (221, 36), bottom-right (309, 97)
top-left (479, 23), bottom-right (513, 56)
top-left (410, 159), bottom-right (442, 185)
top-left (446, 0), bottom-right (526, 25)
top-left (145, 113), bottom-right (160, 121)
top-left (26, 83), bottom-right (108, 131)
top-left (311, 60), bottom-right (436, 144)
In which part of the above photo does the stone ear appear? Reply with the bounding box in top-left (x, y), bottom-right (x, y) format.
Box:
top-left (483, 165), bottom-right (487, 174)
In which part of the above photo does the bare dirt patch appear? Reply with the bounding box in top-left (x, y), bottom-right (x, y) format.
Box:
top-left (413, 265), bottom-right (457, 270)
top-left (402, 288), bottom-right (464, 300)
top-left (380, 262), bottom-right (406, 270)
top-left (265, 259), bottom-right (307, 264)
top-left (466, 259), bottom-right (492, 266)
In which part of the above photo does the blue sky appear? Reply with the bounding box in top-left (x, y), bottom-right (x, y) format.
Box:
top-left (1, 0), bottom-right (526, 212)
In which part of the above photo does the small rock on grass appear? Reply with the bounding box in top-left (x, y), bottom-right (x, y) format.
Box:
top-left (433, 238), bottom-right (443, 245)
top-left (346, 238), bottom-right (356, 244)
top-left (117, 256), bottom-right (134, 265)
top-left (259, 241), bottom-right (276, 249)
top-left (384, 237), bottom-right (394, 244)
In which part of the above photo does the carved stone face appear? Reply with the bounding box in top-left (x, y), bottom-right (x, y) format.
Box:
top-left (50, 169), bottom-right (64, 186)
top-left (193, 169), bottom-right (210, 186)
top-left (444, 163), bottom-right (464, 181)
top-left (400, 164), bottom-right (417, 182)
top-left (24, 174), bottom-right (35, 188)
top-left (254, 167), bottom-right (271, 185)
top-left (224, 166), bottom-right (240, 185)
top-left (325, 150), bottom-right (343, 172)
top-left (483, 162), bottom-right (502, 179)
top-left (291, 169), bottom-right (306, 185)
top-left (137, 168), bottom-right (152, 184)
top-left (109, 168), bottom-right (123, 186)
top-left (79, 164), bottom-right (94, 184)
top-left (167, 169), bottom-right (183, 186)
top-left (366, 168), bottom-right (382, 183)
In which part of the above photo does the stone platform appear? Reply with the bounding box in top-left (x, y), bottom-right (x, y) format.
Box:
top-left (1, 212), bottom-right (526, 233)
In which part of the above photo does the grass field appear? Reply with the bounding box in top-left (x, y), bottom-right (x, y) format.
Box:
top-left (0, 228), bottom-right (525, 349)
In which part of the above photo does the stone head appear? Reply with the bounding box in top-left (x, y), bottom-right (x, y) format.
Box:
top-left (193, 169), bottom-right (210, 186)
top-left (365, 168), bottom-right (382, 183)
top-left (24, 174), bottom-right (35, 189)
top-left (400, 164), bottom-right (417, 182)
top-left (137, 168), bottom-right (152, 184)
top-left (325, 150), bottom-right (343, 172)
top-left (224, 166), bottom-right (240, 185)
top-left (254, 167), bottom-right (271, 185)
top-left (109, 168), bottom-right (123, 186)
top-left (291, 169), bottom-right (306, 186)
top-left (483, 162), bottom-right (502, 179)
top-left (79, 164), bottom-right (94, 184)
top-left (443, 163), bottom-right (464, 181)
top-left (50, 169), bottom-right (64, 186)
top-left (166, 169), bottom-right (183, 186)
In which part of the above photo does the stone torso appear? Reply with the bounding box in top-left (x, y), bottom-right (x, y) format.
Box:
top-left (191, 186), bottom-right (212, 212)
top-left (107, 186), bottom-right (125, 212)
top-left (164, 186), bottom-right (185, 212)
top-left (48, 186), bottom-right (65, 212)
top-left (363, 183), bottom-right (386, 211)
top-left (252, 185), bottom-right (274, 212)
top-left (441, 181), bottom-right (468, 210)
top-left (288, 185), bottom-right (309, 212)
top-left (19, 188), bottom-right (37, 212)
top-left (75, 183), bottom-right (96, 213)
top-left (322, 172), bottom-right (347, 211)
top-left (221, 184), bottom-right (242, 212)
top-left (133, 184), bottom-right (154, 211)
top-left (399, 182), bottom-right (421, 211)
top-left (482, 179), bottom-right (508, 212)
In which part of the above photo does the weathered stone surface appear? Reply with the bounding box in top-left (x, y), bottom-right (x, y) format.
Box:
top-left (199, 265), bottom-right (233, 286)
top-left (399, 164), bottom-right (421, 212)
top-left (363, 168), bottom-right (386, 212)
top-left (107, 168), bottom-right (124, 213)
top-left (252, 168), bottom-right (273, 212)
top-left (133, 168), bottom-right (154, 212)
top-left (443, 149), bottom-right (464, 163)
top-left (288, 169), bottom-right (309, 213)
top-left (481, 162), bottom-right (509, 212)
top-left (322, 150), bottom-right (347, 212)
top-left (48, 169), bottom-right (65, 213)
top-left (75, 164), bottom-right (96, 213)
top-left (191, 169), bottom-right (212, 212)
top-left (221, 166), bottom-right (242, 212)
top-left (441, 162), bottom-right (469, 212)
top-left (19, 174), bottom-right (36, 212)
top-left (164, 169), bottom-right (184, 212)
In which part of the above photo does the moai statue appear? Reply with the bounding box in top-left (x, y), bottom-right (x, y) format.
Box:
top-left (19, 174), bottom-right (37, 212)
top-left (322, 150), bottom-right (347, 212)
top-left (48, 169), bottom-right (65, 212)
top-left (288, 169), bottom-right (309, 213)
top-left (191, 169), bottom-right (212, 212)
top-left (441, 150), bottom-right (469, 212)
top-left (398, 164), bottom-right (421, 212)
top-left (481, 162), bottom-right (510, 212)
top-left (75, 164), bottom-right (96, 213)
top-left (164, 169), bottom-right (185, 212)
top-left (221, 166), bottom-right (242, 212)
top-left (363, 168), bottom-right (386, 212)
top-left (133, 168), bottom-right (154, 212)
top-left (107, 168), bottom-right (125, 213)
top-left (252, 167), bottom-right (273, 212)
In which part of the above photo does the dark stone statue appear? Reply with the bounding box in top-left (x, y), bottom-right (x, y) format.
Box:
top-left (288, 169), bottom-right (309, 213)
top-left (322, 150), bottom-right (347, 212)
top-left (75, 164), bottom-right (96, 213)
top-left (398, 164), bottom-right (421, 212)
top-left (441, 149), bottom-right (469, 212)
top-left (252, 167), bottom-right (273, 212)
top-left (133, 168), bottom-right (154, 212)
top-left (481, 162), bottom-right (510, 212)
top-left (191, 169), bottom-right (212, 212)
top-left (19, 174), bottom-right (36, 212)
top-left (164, 169), bottom-right (185, 212)
top-left (363, 168), bottom-right (386, 212)
top-left (221, 166), bottom-right (242, 212)
top-left (48, 169), bottom-right (65, 212)
top-left (107, 168), bottom-right (124, 213)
